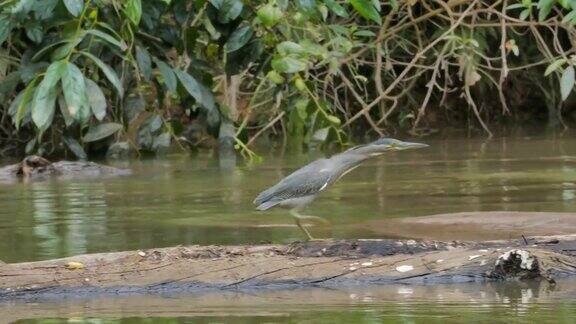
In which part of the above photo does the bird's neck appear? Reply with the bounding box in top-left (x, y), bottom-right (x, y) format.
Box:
top-left (330, 151), bottom-right (379, 179)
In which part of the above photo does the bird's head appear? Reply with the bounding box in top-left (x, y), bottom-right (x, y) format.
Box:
top-left (370, 138), bottom-right (429, 152)
top-left (347, 138), bottom-right (429, 156)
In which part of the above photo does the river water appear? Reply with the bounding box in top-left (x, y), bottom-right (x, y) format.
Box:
top-left (1, 133), bottom-right (576, 322)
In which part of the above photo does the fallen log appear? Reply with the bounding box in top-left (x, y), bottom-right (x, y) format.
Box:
top-left (2, 235), bottom-right (576, 301)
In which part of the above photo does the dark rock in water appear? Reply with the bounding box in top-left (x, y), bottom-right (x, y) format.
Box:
top-left (0, 156), bottom-right (131, 183)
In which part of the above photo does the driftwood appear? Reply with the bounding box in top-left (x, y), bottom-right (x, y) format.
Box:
top-left (0, 155), bottom-right (130, 183)
top-left (2, 235), bottom-right (576, 301)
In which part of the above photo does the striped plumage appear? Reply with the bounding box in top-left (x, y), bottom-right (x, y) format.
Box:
top-left (253, 138), bottom-right (428, 239)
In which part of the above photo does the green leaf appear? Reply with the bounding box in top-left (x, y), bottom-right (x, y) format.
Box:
top-left (31, 61), bottom-right (66, 129)
top-left (562, 10), bottom-right (576, 23)
top-left (0, 14), bottom-right (13, 46)
top-left (124, 0), bottom-right (142, 26)
top-left (522, 0), bottom-right (533, 7)
top-left (63, 0), bottom-right (84, 17)
top-left (349, 0), bottom-right (382, 25)
top-left (537, 0), bottom-right (554, 21)
top-left (506, 3), bottom-right (527, 10)
top-left (0, 71), bottom-right (22, 99)
top-left (32, 0), bottom-right (59, 20)
top-left (31, 40), bottom-right (67, 61)
top-left (272, 57), bottom-right (307, 73)
top-left (559, 0), bottom-right (571, 9)
top-left (26, 25), bottom-right (43, 43)
top-left (83, 123), bottom-right (124, 142)
top-left (85, 78), bottom-right (107, 121)
top-left (324, 0), bottom-right (349, 17)
top-left (326, 115), bottom-right (341, 125)
top-left (174, 69), bottom-right (217, 112)
top-left (226, 26), bottom-right (253, 53)
top-left (295, 98), bottom-right (309, 120)
top-left (13, 84), bottom-right (36, 129)
top-left (154, 59), bottom-right (177, 93)
top-left (297, 0), bottom-right (317, 15)
top-left (267, 70), bottom-right (285, 84)
top-left (210, 0), bottom-right (244, 23)
top-left (560, 65), bottom-right (575, 101)
top-left (277, 41), bottom-right (305, 56)
top-left (520, 8), bottom-right (530, 20)
top-left (63, 137), bottom-right (87, 159)
top-left (257, 3), bottom-right (283, 27)
top-left (62, 62), bottom-right (91, 123)
top-left (51, 32), bottom-right (86, 60)
top-left (86, 29), bottom-right (128, 51)
top-left (301, 39), bottom-right (328, 57)
top-left (136, 46), bottom-right (152, 81)
top-left (8, 91), bottom-right (24, 119)
top-left (10, 0), bottom-right (35, 17)
top-left (25, 138), bottom-right (36, 154)
top-left (545, 59), bottom-right (567, 76)
top-left (319, 4), bottom-right (328, 20)
top-left (58, 93), bottom-right (74, 127)
top-left (81, 51), bottom-right (124, 97)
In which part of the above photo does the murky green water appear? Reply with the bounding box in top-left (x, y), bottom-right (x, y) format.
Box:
top-left (1, 134), bottom-right (575, 263)
top-left (1, 134), bottom-right (576, 322)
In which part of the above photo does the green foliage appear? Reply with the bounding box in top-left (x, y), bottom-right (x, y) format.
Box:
top-left (0, 0), bottom-right (241, 158)
top-left (561, 66), bottom-right (575, 101)
top-left (1, 0), bottom-right (576, 159)
top-left (349, 0), bottom-right (381, 24)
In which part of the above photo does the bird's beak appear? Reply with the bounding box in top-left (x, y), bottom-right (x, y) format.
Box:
top-left (392, 141), bottom-right (429, 151)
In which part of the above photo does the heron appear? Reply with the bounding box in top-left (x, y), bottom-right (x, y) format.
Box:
top-left (253, 138), bottom-right (429, 240)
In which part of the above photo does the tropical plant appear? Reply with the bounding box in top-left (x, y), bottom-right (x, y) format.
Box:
top-left (0, 0), bottom-right (575, 160)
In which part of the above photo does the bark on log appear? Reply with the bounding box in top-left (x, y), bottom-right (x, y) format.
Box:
top-left (2, 235), bottom-right (576, 301)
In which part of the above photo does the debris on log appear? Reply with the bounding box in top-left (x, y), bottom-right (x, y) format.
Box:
top-left (2, 235), bottom-right (576, 301)
top-left (0, 155), bottom-right (131, 183)
top-left (491, 250), bottom-right (542, 281)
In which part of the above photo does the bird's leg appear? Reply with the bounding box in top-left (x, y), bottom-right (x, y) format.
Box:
top-left (290, 210), bottom-right (315, 240)
top-left (294, 215), bottom-right (331, 225)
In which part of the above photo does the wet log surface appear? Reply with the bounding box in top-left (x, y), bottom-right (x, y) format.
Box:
top-left (2, 235), bottom-right (576, 301)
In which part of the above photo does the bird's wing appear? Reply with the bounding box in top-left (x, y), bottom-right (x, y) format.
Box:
top-left (254, 159), bottom-right (333, 206)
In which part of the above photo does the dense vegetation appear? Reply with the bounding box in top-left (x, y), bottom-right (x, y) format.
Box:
top-left (0, 0), bottom-right (575, 159)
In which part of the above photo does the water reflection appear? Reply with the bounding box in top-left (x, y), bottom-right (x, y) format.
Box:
top-left (29, 181), bottom-right (109, 258)
top-left (0, 134), bottom-right (575, 262)
top-left (2, 279), bottom-right (576, 323)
